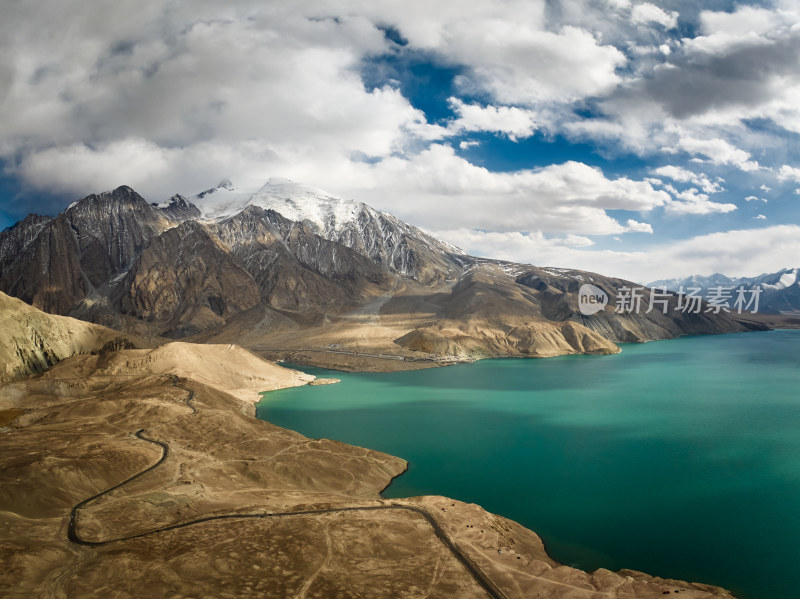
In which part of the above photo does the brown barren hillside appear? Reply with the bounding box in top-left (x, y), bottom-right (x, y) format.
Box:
top-left (0, 291), bottom-right (125, 383)
top-left (0, 339), bottom-right (737, 598)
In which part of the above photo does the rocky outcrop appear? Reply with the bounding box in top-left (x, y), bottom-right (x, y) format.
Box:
top-left (327, 203), bottom-right (464, 284)
top-left (0, 213), bottom-right (51, 259)
top-left (0, 186), bottom-right (170, 316)
top-left (158, 194), bottom-right (202, 222)
top-left (63, 185), bottom-right (170, 288)
top-left (214, 206), bottom-right (389, 312)
top-left (0, 215), bottom-right (86, 314)
top-left (115, 221), bottom-right (261, 337)
top-left (211, 177), bottom-right (467, 284)
top-left (0, 291), bottom-right (120, 383)
top-left (395, 319), bottom-right (618, 358)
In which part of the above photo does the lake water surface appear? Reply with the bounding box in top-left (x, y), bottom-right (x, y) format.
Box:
top-left (256, 330), bottom-right (800, 599)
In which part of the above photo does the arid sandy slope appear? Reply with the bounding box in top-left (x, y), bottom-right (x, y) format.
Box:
top-left (0, 328), bottom-right (738, 598)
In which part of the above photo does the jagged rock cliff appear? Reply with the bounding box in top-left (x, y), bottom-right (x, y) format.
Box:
top-left (115, 221), bottom-right (262, 338)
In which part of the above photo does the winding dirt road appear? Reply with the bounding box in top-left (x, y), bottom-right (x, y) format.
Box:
top-left (66, 377), bottom-right (508, 599)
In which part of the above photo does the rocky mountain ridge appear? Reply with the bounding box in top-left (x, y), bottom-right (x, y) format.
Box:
top-left (0, 182), bottom-right (767, 367)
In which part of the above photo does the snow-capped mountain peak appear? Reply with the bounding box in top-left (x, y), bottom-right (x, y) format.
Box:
top-left (246, 177), bottom-right (363, 235)
top-left (188, 176), bottom-right (359, 230)
top-left (759, 267), bottom-right (799, 291)
top-left (189, 179), bottom-right (253, 221)
top-left (182, 175), bottom-right (464, 280)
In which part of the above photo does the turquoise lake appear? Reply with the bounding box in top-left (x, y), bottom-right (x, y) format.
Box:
top-left (255, 330), bottom-right (800, 599)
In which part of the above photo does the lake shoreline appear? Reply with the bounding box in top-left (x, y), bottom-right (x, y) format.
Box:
top-left (258, 329), bottom-right (800, 599)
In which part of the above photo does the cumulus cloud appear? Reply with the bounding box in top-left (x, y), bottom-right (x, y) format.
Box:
top-left (745, 196), bottom-right (767, 203)
top-left (561, 2), bottom-right (800, 176)
top-left (778, 165), bottom-right (800, 183)
top-left (338, 145), bottom-right (670, 235)
top-left (675, 136), bottom-right (760, 172)
top-left (647, 167), bottom-right (735, 214)
top-left (625, 219), bottom-right (653, 233)
top-left (636, 5), bottom-right (800, 127)
top-left (0, 0), bottom-right (797, 283)
top-left (651, 165), bottom-right (724, 193)
top-left (0, 0), bottom-right (634, 218)
top-left (631, 3), bottom-right (679, 29)
top-left (354, 2), bottom-right (627, 107)
top-left (664, 187), bottom-right (737, 215)
top-left (16, 138), bottom-right (284, 200)
top-left (1, 1), bottom-right (436, 200)
top-left (446, 99), bottom-right (538, 141)
top-left (560, 234), bottom-right (595, 247)
top-left (447, 25), bottom-right (626, 106)
top-left (693, 4), bottom-right (796, 53)
top-left (0, 0), bottom-right (789, 199)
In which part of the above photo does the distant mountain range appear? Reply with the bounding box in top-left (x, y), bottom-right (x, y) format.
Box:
top-left (0, 179), bottom-right (766, 366)
top-left (649, 268), bottom-right (800, 314)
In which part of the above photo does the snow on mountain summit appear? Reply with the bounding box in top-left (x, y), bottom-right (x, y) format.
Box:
top-left (188, 177), bottom-right (360, 230)
top-left (247, 177), bottom-right (364, 235)
top-left (189, 179), bottom-right (253, 221)
top-left (184, 176), bottom-right (465, 276)
top-left (758, 267), bottom-right (799, 291)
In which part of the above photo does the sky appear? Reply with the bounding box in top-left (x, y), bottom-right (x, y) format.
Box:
top-left (1, 0), bottom-right (800, 283)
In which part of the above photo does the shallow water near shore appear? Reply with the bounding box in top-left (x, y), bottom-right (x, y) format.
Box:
top-left (256, 330), bottom-right (800, 599)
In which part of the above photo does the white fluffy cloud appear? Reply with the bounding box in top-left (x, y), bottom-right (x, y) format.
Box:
top-left (651, 165), bottom-right (724, 193)
top-left (1, 1), bottom-right (437, 199)
top-left (778, 165), bottom-right (800, 183)
top-left (631, 3), bottom-right (679, 29)
top-left (625, 219), bottom-right (653, 233)
top-left (342, 1), bottom-right (627, 107)
top-left (675, 136), bottom-right (760, 172)
top-left (447, 24), bottom-right (627, 106)
top-left (692, 4), bottom-right (797, 54)
top-left (0, 0), bottom-right (787, 203)
top-left (664, 192), bottom-right (737, 216)
top-left (0, 0), bottom-right (798, 284)
top-left (563, 2), bottom-right (800, 174)
top-left (446, 99), bottom-right (538, 141)
top-left (647, 167), bottom-right (735, 214)
top-left (333, 145), bottom-right (668, 235)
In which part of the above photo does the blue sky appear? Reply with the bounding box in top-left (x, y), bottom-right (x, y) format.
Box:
top-left (1, 0), bottom-right (800, 282)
